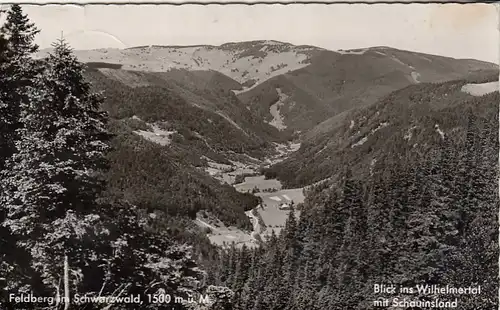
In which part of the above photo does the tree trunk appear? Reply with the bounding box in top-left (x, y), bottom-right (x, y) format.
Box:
top-left (64, 255), bottom-right (70, 310)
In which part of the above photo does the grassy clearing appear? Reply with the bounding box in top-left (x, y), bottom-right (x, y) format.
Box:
top-left (461, 81), bottom-right (498, 96)
top-left (196, 140), bottom-right (304, 248)
top-left (256, 188), bottom-right (305, 237)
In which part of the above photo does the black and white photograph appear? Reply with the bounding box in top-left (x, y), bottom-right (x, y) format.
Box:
top-left (0, 2), bottom-right (498, 309)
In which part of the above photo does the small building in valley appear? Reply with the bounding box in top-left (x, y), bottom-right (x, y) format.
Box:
top-left (278, 203), bottom-right (291, 210)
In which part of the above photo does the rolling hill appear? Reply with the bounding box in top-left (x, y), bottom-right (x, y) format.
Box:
top-left (82, 66), bottom-right (285, 235)
top-left (44, 40), bottom-right (497, 251)
top-left (38, 41), bottom-right (496, 137)
top-left (236, 46), bottom-right (497, 133)
top-left (38, 40), bottom-right (324, 90)
top-left (263, 71), bottom-right (499, 189)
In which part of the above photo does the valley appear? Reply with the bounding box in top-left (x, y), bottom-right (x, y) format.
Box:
top-left (3, 4), bottom-right (499, 309)
top-left (63, 38), bottom-right (499, 309)
top-left (192, 77), bottom-right (500, 249)
top-left (195, 140), bottom-right (305, 248)
top-left (77, 40), bottom-right (498, 252)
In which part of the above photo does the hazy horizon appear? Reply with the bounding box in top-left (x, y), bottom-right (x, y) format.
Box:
top-left (17, 3), bottom-right (500, 64)
top-left (38, 41), bottom-right (498, 65)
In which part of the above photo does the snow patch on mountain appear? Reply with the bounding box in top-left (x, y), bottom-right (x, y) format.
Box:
top-left (351, 122), bottom-right (390, 149)
top-left (435, 124), bottom-right (445, 140)
top-left (336, 48), bottom-right (368, 55)
top-left (267, 88), bottom-right (288, 130)
top-left (38, 41), bottom-right (318, 94)
top-left (133, 124), bottom-right (176, 146)
top-left (411, 71), bottom-right (421, 83)
top-left (387, 55), bottom-right (421, 83)
top-left (461, 81), bottom-right (499, 96)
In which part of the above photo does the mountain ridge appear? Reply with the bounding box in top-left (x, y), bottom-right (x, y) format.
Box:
top-left (70, 41), bottom-right (498, 243)
top-left (263, 71), bottom-right (499, 189)
top-left (39, 41), bottom-right (498, 65)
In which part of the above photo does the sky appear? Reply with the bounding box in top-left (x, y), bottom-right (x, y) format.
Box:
top-left (12, 3), bottom-right (500, 63)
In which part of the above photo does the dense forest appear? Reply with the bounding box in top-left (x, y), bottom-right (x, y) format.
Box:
top-left (84, 67), bottom-right (286, 159)
top-left (264, 73), bottom-right (499, 189)
top-left (0, 5), bottom-right (498, 310)
top-left (0, 6), bottom-right (233, 309)
top-left (82, 67), bottom-right (283, 232)
top-left (104, 119), bottom-right (260, 231)
top-left (211, 104), bottom-right (499, 309)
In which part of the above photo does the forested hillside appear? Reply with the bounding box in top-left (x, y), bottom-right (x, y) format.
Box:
top-left (264, 71), bottom-right (499, 188)
top-left (2, 5), bottom-right (498, 310)
top-left (212, 101), bottom-right (499, 309)
top-left (103, 118), bottom-right (260, 231)
top-left (85, 66), bottom-right (286, 160)
top-left (83, 66), bottom-right (274, 231)
top-left (0, 6), bottom-right (234, 309)
top-left (237, 47), bottom-right (497, 133)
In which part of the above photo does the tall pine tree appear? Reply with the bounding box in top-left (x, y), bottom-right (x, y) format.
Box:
top-left (1, 38), bottom-right (111, 297)
top-left (0, 4), bottom-right (40, 168)
top-left (0, 4), bottom-right (42, 297)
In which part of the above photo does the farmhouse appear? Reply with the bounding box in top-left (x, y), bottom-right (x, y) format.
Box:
top-left (278, 203), bottom-right (291, 210)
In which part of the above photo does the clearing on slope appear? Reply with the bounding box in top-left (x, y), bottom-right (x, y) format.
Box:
top-left (238, 46), bottom-right (497, 134)
top-left (264, 74), bottom-right (499, 189)
top-left (461, 81), bottom-right (499, 96)
top-left (37, 40), bottom-right (323, 93)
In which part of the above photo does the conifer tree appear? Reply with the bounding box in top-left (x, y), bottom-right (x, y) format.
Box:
top-left (274, 206), bottom-right (300, 309)
top-left (232, 244), bottom-right (250, 300)
top-left (0, 4), bottom-right (42, 296)
top-left (200, 285), bottom-right (235, 310)
top-left (0, 20), bottom-right (10, 170)
top-left (1, 38), bottom-right (111, 296)
top-left (0, 37), bottom-right (226, 309)
top-left (239, 247), bottom-right (265, 310)
top-left (0, 4), bottom-right (40, 168)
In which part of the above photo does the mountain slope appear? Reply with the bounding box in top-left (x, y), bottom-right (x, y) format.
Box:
top-left (56, 42), bottom-right (497, 248)
top-left (38, 40), bottom-right (324, 91)
top-left (264, 72), bottom-right (499, 188)
top-left (39, 41), bottom-right (496, 136)
top-left (237, 47), bottom-right (497, 133)
top-left (212, 71), bottom-right (499, 309)
top-left (215, 100), bottom-right (499, 309)
top-left (103, 118), bottom-right (260, 231)
top-left (85, 66), bottom-right (286, 161)
top-left (82, 66), bottom-right (290, 233)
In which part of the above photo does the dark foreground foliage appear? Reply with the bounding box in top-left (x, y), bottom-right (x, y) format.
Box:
top-left (212, 97), bottom-right (499, 309)
top-left (0, 6), bottom-right (233, 310)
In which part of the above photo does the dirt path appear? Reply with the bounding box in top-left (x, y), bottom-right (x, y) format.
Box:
top-left (199, 140), bottom-right (303, 247)
top-left (245, 209), bottom-right (261, 240)
top-left (196, 218), bottom-right (218, 231)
